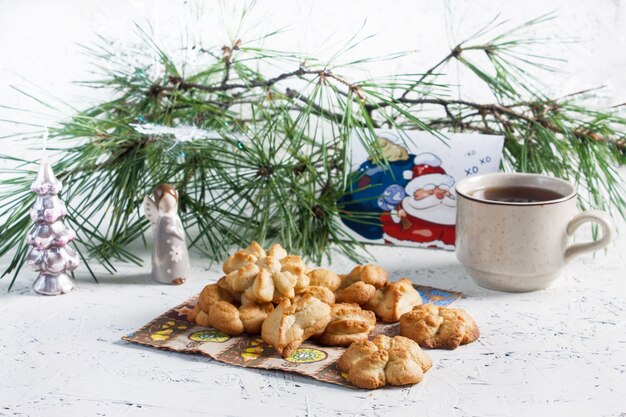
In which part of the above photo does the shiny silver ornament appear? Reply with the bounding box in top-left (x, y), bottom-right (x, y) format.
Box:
top-left (26, 159), bottom-right (78, 295)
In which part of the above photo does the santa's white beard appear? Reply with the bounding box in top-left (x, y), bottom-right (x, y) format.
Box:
top-left (402, 194), bottom-right (456, 225)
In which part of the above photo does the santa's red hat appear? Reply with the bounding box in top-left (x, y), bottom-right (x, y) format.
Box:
top-left (403, 153), bottom-right (454, 195)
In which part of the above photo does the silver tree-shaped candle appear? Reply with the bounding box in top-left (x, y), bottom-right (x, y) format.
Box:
top-left (26, 131), bottom-right (79, 295)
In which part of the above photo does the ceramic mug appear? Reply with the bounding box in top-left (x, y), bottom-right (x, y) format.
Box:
top-left (455, 173), bottom-right (616, 292)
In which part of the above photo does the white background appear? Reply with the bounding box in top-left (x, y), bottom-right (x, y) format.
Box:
top-left (0, 0), bottom-right (625, 159)
top-left (1, 3), bottom-right (625, 415)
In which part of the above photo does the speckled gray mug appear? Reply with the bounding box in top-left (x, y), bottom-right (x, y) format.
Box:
top-left (455, 173), bottom-right (615, 292)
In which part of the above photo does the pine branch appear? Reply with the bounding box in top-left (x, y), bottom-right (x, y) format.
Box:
top-left (1, 11), bottom-right (625, 289)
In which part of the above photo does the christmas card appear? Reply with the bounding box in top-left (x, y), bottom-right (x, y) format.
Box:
top-left (339, 129), bottom-right (504, 250)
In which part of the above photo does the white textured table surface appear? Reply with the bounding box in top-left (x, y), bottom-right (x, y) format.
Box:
top-left (2, 214), bottom-right (625, 417)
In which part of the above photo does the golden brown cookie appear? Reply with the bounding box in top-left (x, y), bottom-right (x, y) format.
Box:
top-left (242, 268), bottom-right (275, 304)
top-left (281, 256), bottom-right (309, 292)
top-left (341, 264), bottom-right (388, 289)
top-left (385, 348), bottom-right (426, 386)
top-left (216, 276), bottom-right (240, 302)
top-left (261, 294), bottom-right (332, 358)
top-left (195, 309), bottom-right (211, 327)
top-left (399, 304), bottom-right (480, 349)
top-left (349, 349), bottom-right (389, 389)
top-left (373, 334), bottom-right (432, 372)
top-left (239, 302), bottom-right (274, 334)
top-left (222, 241), bottom-right (265, 274)
top-left (335, 281), bottom-right (376, 305)
top-left (317, 303), bottom-right (376, 346)
top-left (209, 301), bottom-right (244, 335)
top-left (187, 304), bottom-right (201, 322)
top-left (334, 264), bottom-right (388, 305)
top-left (190, 283), bottom-right (232, 325)
top-left (198, 283), bottom-right (234, 311)
top-left (307, 268), bottom-right (341, 291)
top-left (337, 340), bottom-right (379, 372)
top-left (295, 286), bottom-right (336, 306)
top-left (337, 335), bottom-right (432, 389)
top-left (268, 269), bottom-right (298, 302)
top-left (266, 243), bottom-right (288, 258)
top-left (225, 263), bottom-right (260, 293)
top-left (189, 282), bottom-right (271, 336)
top-left (364, 278), bottom-right (422, 322)
top-left (221, 242), bottom-right (308, 305)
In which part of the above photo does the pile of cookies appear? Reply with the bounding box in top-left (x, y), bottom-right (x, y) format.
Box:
top-left (187, 241), bottom-right (479, 389)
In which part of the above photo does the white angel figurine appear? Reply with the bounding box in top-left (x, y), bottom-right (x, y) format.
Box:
top-left (143, 184), bottom-right (189, 285)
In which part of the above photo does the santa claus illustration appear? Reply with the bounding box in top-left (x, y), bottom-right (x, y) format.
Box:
top-left (379, 152), bottom-right (456, 249)
top-left (339, 132), bottom-right (415, 240)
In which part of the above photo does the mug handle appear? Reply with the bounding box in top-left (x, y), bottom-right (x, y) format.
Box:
top-left (564, 210), bottom-right (616, 263)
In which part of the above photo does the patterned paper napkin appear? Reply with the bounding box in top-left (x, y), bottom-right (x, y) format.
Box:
top-left (122, 285), bottom-right (463, 388)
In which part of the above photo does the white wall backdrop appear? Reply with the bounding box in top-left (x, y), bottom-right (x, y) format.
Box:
top-left (0, 0), bottom-right (625, 160)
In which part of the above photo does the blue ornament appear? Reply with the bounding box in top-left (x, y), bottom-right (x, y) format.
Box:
top-left (377, 184), bottom-right (406, 210)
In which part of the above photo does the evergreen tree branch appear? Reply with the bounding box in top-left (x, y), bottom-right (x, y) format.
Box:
top-left (1, 12), bottom-right (625, 289)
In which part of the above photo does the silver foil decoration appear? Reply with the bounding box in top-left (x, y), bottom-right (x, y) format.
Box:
top-left (26, 158), bottom-right (78, 295)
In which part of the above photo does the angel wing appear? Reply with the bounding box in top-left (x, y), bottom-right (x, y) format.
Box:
top-left (143, 195), bottom-right (158, 230)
